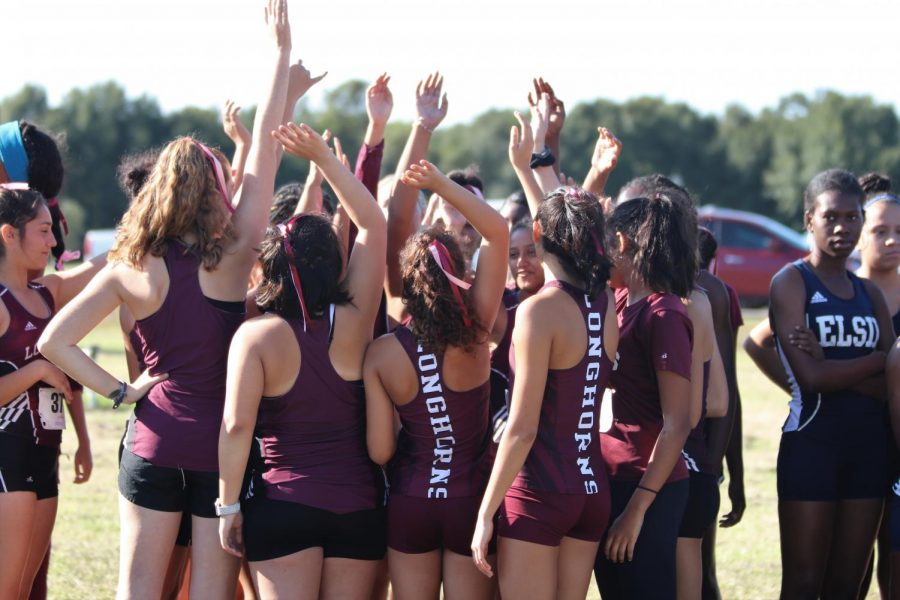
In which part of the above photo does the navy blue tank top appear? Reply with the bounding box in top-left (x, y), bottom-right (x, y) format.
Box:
top-left (775, 260), bottom-right (881, 433)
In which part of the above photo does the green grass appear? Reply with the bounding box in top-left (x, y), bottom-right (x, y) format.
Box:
top-left (46, 312), bottom-right (880, 598)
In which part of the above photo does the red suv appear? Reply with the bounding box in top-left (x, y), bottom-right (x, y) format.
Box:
top-left (698, 206), bottom-right (808, 306)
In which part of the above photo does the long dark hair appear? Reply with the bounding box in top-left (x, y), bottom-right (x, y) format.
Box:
top-left (255, 213), bottom-right (351, 320)
top-left (536, 187), bottom-right (610, 297)
top-left (608, 191), bottom-right (697, 298)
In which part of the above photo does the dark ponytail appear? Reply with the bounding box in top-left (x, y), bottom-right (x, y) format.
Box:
top-left (536, 187), bottom-right (610, 297)
top-left (609, 192), bottom-right (697, 298)
top-left (255, 214), bottom-right (351, 319)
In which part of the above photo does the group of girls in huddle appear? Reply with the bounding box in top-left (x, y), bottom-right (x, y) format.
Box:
top-left (4, 2), bottom-right (898, 598)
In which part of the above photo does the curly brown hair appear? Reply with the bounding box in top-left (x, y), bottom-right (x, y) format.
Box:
top-left (108, 137), bottom-right (235, 271)
top-left (400, 228), bottom-right (484, 353)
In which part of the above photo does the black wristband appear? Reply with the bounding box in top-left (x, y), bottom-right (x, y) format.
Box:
top-left (636, 484), bottom-right (659, 495)
top-left (108, 380), bottom-right (128, 409)
top-left (529, 146), bottom-right (556, 169)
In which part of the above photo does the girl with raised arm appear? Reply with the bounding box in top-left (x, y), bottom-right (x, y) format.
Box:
top-left (593, 190), bottom-right (697, 599)
top-left (36, 2), bottom-right (312, 597)
top-left (365, 160), bottom-right (508, 600)
top-left (767, 169), bottom-right (892, 598)
top-left (217, 122), bottom-right (386, 600)
top-left (470, 187), bottom-right (616, 600)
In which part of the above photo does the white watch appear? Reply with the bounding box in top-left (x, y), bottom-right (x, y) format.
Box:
top-left (214, 499), bottom-right (241, 517)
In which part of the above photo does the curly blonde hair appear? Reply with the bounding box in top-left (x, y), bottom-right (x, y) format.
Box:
top-left (109, 137), bottom-right (235, 270)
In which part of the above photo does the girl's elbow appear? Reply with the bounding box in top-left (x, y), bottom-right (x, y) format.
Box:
top-left (222, 416), bottom-right (252, 436)
top-left (368, 443), bottom-right (395, 466)
top-left (36, 333), bottom-right (53, 358)
top-left (506, 424), bottom-right (537, 447)
top-left (707, 402), bottom-right (728, 419)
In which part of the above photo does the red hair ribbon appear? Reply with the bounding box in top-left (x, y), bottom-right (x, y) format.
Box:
top-left (278, 214), bottom-right (314, 331)
top-left (194, 142), bottom-right (235, 215)
top-left (428, 239), bottom-right (472, 327)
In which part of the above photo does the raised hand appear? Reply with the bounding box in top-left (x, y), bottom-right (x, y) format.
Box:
top-left (529, 93), bottom-right (552, 151)
top-left (332, 135), bottom-right (350, 169)
top-left (264, 0), bottom-right (291, 50)
top-left (557, 172), bottom-right (577, 188)
top-left (273, 122), bottom-right (331, 163)
top-left (223, 100), bottom-right (251, 146)
top-left (366, 73), bottom-right (393, 128)
top-left (508, 111), bottom-right (533, 171)
top-left (528, 77), bottom-right (565, 140)
top-left (287, 59), bottom-right (327, 104)
top-left (591, 127), bottom-right (622, 174)
top-left (306, 130), bottom-right (332, 185)
top-left (416, 72), bottom-right (449, 132)
top-left (401, 159), bottom-right (448, 191)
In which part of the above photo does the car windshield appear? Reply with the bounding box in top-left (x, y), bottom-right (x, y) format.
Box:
top-left (763, 219), bottom-right (808, 250)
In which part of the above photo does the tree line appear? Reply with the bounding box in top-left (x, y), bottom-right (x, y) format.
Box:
top-left (2, 81), bottom-right (898, 248)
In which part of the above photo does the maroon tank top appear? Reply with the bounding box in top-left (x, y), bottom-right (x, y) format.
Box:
top-left (603, 288), bottom-right (693, 483)
top-left (390, 326), bottom-right (492, 498)
top-left (0, 283), bottom-right (61, 447)
top-left (513, 281), bottom-right (613, 495)
top-left (255, 308), bottom-right (380, 513)
top-left (126, 242), bottom-right (244, 471)
top-left (682, 360), bottom-right (713, 474)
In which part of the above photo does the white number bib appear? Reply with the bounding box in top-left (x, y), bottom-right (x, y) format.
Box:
top-left (38, 387), bottom-right (66, 431)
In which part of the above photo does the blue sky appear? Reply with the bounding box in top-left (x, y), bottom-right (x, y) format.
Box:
top-left (5, 0), bottom-right (899, 124)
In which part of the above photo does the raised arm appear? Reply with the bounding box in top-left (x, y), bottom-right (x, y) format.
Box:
top-left (222, 100), bottom-right (251, 194)
top-left (770, 268), bottom-right (885, 393)
top-left (401, 160), bottom-right (509, 331)
top-left (363, 73), bottom-right (392, 151)
top-left (529, 78), bottom-right (565, 176)
top-left (385, 73), bottom-right (448, 305)
top-left (225, 0), bottom-right (292, 263)
top-left (583, 127), bottom-right (622, 197)
top-left (275, 123), bottom-right (386, 343)
top-left (530, 94), bottom-right (562, 195)
top-left (508, 111), bottom-right (544, 218)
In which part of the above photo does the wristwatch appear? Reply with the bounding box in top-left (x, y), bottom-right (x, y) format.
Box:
top-left (107, 381), bottom-right (128, 409)
top-left (215, 499), bottom-right (241, 517)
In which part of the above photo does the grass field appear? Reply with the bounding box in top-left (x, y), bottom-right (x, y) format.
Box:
top-left (44, 311), bottom-right (881, 598)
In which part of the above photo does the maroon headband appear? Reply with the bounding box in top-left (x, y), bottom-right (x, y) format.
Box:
top-left (278, 214), bottom-right (314, 330)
